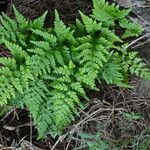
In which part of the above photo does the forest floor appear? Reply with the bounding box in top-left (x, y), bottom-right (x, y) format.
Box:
top-left (0, 0), bottom-right (150, 150)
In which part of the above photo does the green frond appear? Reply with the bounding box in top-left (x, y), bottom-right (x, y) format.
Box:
top-left (27, 48), bottom-right (45, 55)
top-left (54, 61), bottom-right (75, 76)
top-left (71, 82), bottom-right (86, 96)
top-left (0, 12), bottom-right (27, 45)
top-left (26, 54), bottom-right (51, 76)
top-left (74, 34), bottom-right (110, 88)
top-left (11, 78), bottom-right (24, 94)
top-left (13, 5), bottom-right (29, 29)
top-left (52, 91), bottom-right (78, 129)
top-left (0, 7), bottom-right (48, 47)
top-left (92, 0), bottom-right (130, 26)
top-left (100, 60), bottom-right (124, 85)
top-left (23, 80), bottom-right (48, 121)
top-left (0, 66), bottom-right (12, 76)
top-left (75, 68), bottom-right (98, 89)
top-left (3, 40), bottom-right (27, 63)
top-left (0, 57), bottom-right (16, 69)
top-left (21, 80), bottom-right (54, 139)
top-left (54, 10), bottom-right (74, 42)
top-left (19, 65), bottom-right (34, 89)
top-left (53, 50), bottom-right (65, 66)
top-left (0, 15), bottom-right (12, 31)
top-left (0, 75), bottom-right (15, 105)
top-left (30, 41), bottom-right (50, 51)
top-left (36, 102), bottom-right (54, 139)
top-left (30, 11), bottom-right (48, 29)
top-left (31, 29), bottom-right (57, 44)
top-left (119, 18), bottom-right (144, 38)
top-left (0, 14), bottom-right (18, 43)
top-left (74, 19), bottom-right (85, 36)
top-left (122, 52), bottom-right (150, 80)
top-left (1, 12), bottom-right (18, 30)
top-left (79, 11), bottom-right (102, 33)
top-left (101, 28), bottom-right (122, 43)
top-left (26, 39), bottom-right (66, 76)
top-left (0, 65), bottom-right (29, 105)
top-left (48, 62), bottom-right (85, 130)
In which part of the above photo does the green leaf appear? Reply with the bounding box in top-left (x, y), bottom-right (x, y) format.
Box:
top-left (30, 11), bottom-right (48, 29)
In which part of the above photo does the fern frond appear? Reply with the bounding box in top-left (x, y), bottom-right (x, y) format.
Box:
top-left (13, 5), bottom-right (29, 29)
top-left (19, 65), bottom-right (34, 88)
top-left (29, 29), bottom-right (71, 67)
top-left (23, 80), bottom-right (48, 121)
top-left (74, 24), bottom-right (113, 88)
top-left (0, 15), bottom-right (12, 31)
top-left (98, 37), bottom-right (117, 49)
top-left (22, 80), bottom-right (54, 138)
top-left (3, 40), bottom-right (27, 64)
top-left (50, 61), bottom-right (85, 130)
top-left (74, 19), bottom-right (85, 36)
top-left (0, 8), bottom-right (29, 46)
top-left (30, 41), bottom-right (50, 51)
top-left (30, 11), bottom-right (48, 29)
top-left (92, 0), bottom-right (130, 26)
top-left (26, 54), bottom-right (51, 76)
top-left (0, 67), bottom-right (22, 105)
top-left (0, 6), bottom-right (48, 47)
top-left (119, 18), bottom-right (143, 38)
top-left (0, 14), bottom-right (18, 44)
top-left (31, 29), bottom-right (57, 44)
top-left (36, 102), bottom-right (54, 138)
top-left (122, 52), bottom-right (150, 80)
top-left (26, 38), bottom-right (66, 76)
top-left (0, 57), bottom-right (16, 69)
top-left (101, 28), bottom-right (122, 43)
top-left (54, 10), bottom-right (74, 42)
top-left (1, 12), bottom-right (18, 33)
top-left (0, 75), bottom-right (15, 105)
top-left (79, 11), bottom-right (102, 33)
top-left (99, 58), bottom-right (129, 87)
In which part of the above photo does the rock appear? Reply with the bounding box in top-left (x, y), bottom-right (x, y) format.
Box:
top-left (134, 79), bottom-right (150, 98)
top-left (115, 0), bottom-right (134, 8)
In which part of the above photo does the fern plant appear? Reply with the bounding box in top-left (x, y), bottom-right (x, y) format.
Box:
top-left (75, 132), bottom-right (110, 150)
top-left (0, 0), bottom-right (149, 138)
top-left (0, 6), bottom-right (47, 47)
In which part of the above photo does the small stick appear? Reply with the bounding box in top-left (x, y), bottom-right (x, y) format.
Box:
top-left (132, 38), bottom-right (150, 49)
top-left (123, 33), bottom-right (150, 50)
